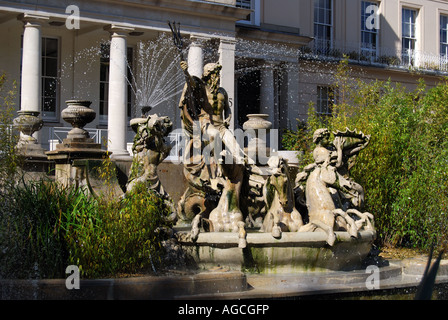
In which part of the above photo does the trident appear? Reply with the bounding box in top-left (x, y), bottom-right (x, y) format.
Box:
top-left (168, 21), bottom-right (184, 61)
top-left (167, 21), bottom-right (199, 122)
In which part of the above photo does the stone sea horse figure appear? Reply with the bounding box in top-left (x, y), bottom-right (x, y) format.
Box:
top-left (296, 128), bottom-right (374, 246)
top-left (332, 128), bottom-right (375, 231)
top-left (260, 156), bottom-right (303, 238)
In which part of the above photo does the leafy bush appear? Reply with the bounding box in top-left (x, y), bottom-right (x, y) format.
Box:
top-left (0, 74), bottom-right (20, 188)
top-left (0, 181), bottom-right (85, 279)
top-left (65, 183), bottom-right (173, 278)
top-left (283, 59), bottom-right (448, 250)
top-left (0, 180), bottom-right (174, 279)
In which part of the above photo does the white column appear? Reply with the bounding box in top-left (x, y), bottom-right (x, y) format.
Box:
top-left (18, 13), bottom-right (48, 113)
top-left (219, 38), bottom-right (236, 131)
top-left (104, 24), bottom-right (134, 159)
top-left (188, 36), bottom-right (205, 78)
top-left (286, 62), bottom-right (300, 129)
top-left (260, 63), bottom-right (276, 127)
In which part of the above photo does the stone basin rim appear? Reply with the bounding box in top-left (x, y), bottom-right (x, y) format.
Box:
top-left (176, 230), bottom-right (376, 247)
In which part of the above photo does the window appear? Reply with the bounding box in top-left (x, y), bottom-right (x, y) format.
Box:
top-left (41, 37), bottom-right (59, 120)
top-left (441, 15), bottom-right (448, 58)
top-left (314, 0), bottom-right (333, 54)
top-left (361, 1), bottom-right (378, 60)
top-left (402, 8), bottom-right (417, 65)
top-left (99, 43), bottom-right (109, 124)
top-left (99, 43), bottom-right (133, 125)
top-left (316, 86), bottom-right (334, 116)
top-left (236, 0), bottom-right (260, 26)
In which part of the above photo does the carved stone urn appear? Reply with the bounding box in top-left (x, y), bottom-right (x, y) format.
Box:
top-left (242, 114), bottom-right (272, 165)
top-left (12, 110), bottom-right (47, 158)
top-left (61, 100), bottom-right (96, 141)
top-left (13, 110), bottom-right (44, 145)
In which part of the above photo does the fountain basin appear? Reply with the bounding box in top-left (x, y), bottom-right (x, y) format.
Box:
top-left (176, 230), bottom-right (376, 273)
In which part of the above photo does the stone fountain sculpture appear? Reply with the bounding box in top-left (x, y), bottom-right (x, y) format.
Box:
top-left (126, 112), bottom-right (177, 217)
top-left (295, 128), bottom-right (375, 246)
top-left (118, 23), bottom-right (377, 272)
top-left (176, 58), bottom-right (249, 248)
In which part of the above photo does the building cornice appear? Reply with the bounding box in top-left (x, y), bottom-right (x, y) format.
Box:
top-left (0, 0), bottom-right (251, 38)
top-left (236, 25), bottom-right (313, 47)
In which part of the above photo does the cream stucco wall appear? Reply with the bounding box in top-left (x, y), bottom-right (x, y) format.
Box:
top-left (254, 0), bottom-right (448, 127)
top-left (257, 0), bottom-right (448, 56)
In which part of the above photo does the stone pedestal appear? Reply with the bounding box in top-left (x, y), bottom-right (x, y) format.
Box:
top-left (46, 100), bottom-right (108, 187)
top-left (13, 110), bottom-right (53, 180)
top-left (177, 230), bottom-right (377, 273)
top-left (243, 114), bottom-right (272, 165)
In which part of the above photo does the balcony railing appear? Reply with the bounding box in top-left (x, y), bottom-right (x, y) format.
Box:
top-left (47, 127), bottom-right (184, 162)
top-left (301, 39), bottom-right (448, 74)
top-left (48, 127), bottom-right (108, 151)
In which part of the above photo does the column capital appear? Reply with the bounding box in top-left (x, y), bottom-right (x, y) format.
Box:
top-left (104, 24), bottom-right (135, 37)
top-left (263, 60), bottom-right (282, 69)
top-left (189, 35), bottom-right (211, 46)
top-left (219, 37), bottom-right (237, 46)
top-left (17, 12), bottom-right (50, 26)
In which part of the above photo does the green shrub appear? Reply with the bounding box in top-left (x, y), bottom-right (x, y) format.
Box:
top-left (65, 183), bottom-right (173, 279)
top-left (0, 180), bottom-right (86, 278)
top-left (0, 73), bottom-right (20, 188)
top-left (0, 179), bottom-right (174, 279)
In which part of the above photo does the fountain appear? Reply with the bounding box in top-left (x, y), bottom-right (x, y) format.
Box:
top-left (42, 23), bottom-right (376, 276)
top-left (115, 23), bottom-right (377, 274)
top-left (128, 34), bottom-right (186, 118)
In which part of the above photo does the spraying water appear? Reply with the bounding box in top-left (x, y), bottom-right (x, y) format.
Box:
top-left (128, 34), bottom-right (186, 116)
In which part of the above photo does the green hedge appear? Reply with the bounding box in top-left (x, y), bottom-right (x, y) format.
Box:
top-left (0, 179), bottom-right (174, 279)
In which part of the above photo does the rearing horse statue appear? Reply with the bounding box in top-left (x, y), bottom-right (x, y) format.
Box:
top-left (261, 156), bottom-right (303, 238)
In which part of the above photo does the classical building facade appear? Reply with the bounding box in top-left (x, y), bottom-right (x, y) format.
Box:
top-left (0, 0), bottom-right (447, 156)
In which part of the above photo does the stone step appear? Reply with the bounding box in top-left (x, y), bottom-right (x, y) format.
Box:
top-left (0, 270), bottom-right (247, 300)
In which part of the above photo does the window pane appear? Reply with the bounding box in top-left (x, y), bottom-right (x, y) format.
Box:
top-left (43, 78), bottom-right (57, 97)
top-left (314, 0), bottom-right (332, 44)
top-left (45, 58), bottom-right (58, 77)
top-left (319, 8), bottom-right (325, 24)
top-left (402, 9), bottom-right (416, 39)
top-left (100, 100), bottom-right (108, 116)
top-left (100, 63), bottom-right (109, 82)
top-left (325, 8), bottom-right (332, 25)
top-left (441, 44), bottom-right (448, 57)
top-left (45, 38), bottom-right (58, 57)
top-left (40, 37), bottom-right (58, 119)
top-left (42, 97), bottom-right (56, 112)
top-left (100, 82), bottom-right (108, 101)
top-left (441, 15), bottom-right (448, 56)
